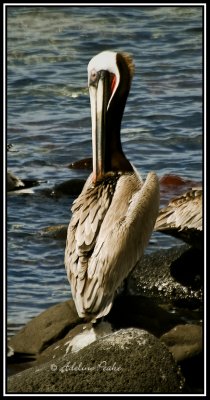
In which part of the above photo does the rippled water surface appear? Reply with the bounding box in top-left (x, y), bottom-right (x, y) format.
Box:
top-left (6, 6), bottom-right (203, 336)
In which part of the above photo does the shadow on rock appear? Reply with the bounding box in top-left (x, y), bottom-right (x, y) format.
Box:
top-left (170, 247), bottom-right (204, 289)
top-left (106, 295), bottom-right (181, 337)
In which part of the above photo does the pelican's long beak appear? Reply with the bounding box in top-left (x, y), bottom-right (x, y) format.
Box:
top-left (89, 70), bottom-right (111, 183)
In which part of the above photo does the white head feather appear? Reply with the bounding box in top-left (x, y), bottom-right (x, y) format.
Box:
top-left (87, 51), bottom-right (120, 108)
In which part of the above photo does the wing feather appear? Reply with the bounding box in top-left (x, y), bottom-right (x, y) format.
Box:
top-left (65, 173), bottom-right (117, 309)
top-left (155, 188), bottom-right (202, 232)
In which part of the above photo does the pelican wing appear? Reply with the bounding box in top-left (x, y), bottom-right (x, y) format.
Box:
top-left (65, 173), bottom-right (119, 309)
top-left (155, 188), bottom-right (202, 232)
top-left (66, 171), bottom-right (159, 319)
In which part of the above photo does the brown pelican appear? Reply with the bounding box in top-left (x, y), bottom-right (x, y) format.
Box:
top-left (155, 187), bottom-right (203, 249)
top-left (65, 51), bottom-right (160, 322)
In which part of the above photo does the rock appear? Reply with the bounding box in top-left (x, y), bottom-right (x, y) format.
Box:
top-left (7, 171), bottom-right (41, 192)
top-left (7, 328), bottom-right (184, 393)
top-left (51, 178), bottom-right (85, 197)
top-left (161, 324), bottom-right (203, 394)
top-left (7, 243), bottom-right (204, 393)
top-left (7, 295), bottom-right (182, 374)
top-left (34, 321), bottom-right (113, 366)
top-left (68, 157), bottom-right (92, 170)
top-left (160, 324), bottom-right (202, 362)
top-left (39, 225), bottom-right (68, 240)
top-left (8, 300), bottom-right (81, 356)
top-left (128, 245), bottom-right (203, 307)
top-left (8, 295), bottom-right (182, 366)
top-left (159, 174), bottom-right (200, 207)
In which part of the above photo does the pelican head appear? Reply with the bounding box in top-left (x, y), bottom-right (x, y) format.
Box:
top-left (87, 51), bottom-right (135, 183)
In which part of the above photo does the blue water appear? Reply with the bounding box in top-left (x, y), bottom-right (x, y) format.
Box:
top-left (6, 6), bottom-right (203, 336)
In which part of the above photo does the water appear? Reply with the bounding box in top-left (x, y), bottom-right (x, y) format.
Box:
top-left (6, 6), bottom-right (203, 337)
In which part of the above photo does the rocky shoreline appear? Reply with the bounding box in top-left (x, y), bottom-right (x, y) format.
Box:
top-left (7, 244), bottom-right (204, 394)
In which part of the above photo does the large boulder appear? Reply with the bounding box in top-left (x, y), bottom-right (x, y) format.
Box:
top-left (7, 328), bottom-right (184, 393)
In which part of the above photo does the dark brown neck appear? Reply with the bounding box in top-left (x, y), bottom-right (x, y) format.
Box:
top-left (104, 111), bottom-right (133, 173)
top-left (104, 53), bottom-right (133, 174)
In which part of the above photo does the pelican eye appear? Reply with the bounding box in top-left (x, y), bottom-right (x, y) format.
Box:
top-left (90, 69), bottom-right (97, 82)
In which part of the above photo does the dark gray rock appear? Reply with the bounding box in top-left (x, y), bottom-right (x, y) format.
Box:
top-left (128, 245), bottom-right (203, 307)
top-left (68, 157), bottom-right (92, 170)
top-left (51, 179), bottom-right (85, 197)
top-left (8, 300), bottom-right (81, 356)
top-left (7, 328), bottom-right (184, 394)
